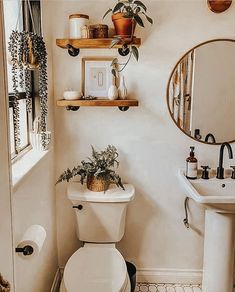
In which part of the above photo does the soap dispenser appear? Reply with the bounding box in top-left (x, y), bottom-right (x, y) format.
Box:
top-left (186, 146), bottom-right (198, 179)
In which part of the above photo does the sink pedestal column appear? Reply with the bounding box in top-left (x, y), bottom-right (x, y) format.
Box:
top-left (202, 210), bottom-right (235, 292)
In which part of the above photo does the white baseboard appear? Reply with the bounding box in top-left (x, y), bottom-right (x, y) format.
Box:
top-left (57, 266), bottom-right (203, 285)
top-left (50, 268), bottom-right (62, 292)
top-left (136, 268), bottom-right (202, 284)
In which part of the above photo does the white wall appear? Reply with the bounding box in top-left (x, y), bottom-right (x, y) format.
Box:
top-left (45, 0), bottom-right (235, 283)
top-left (10, 3), bottom-right (59, 291)
top-left (12, 152), bottom-right (58, 292)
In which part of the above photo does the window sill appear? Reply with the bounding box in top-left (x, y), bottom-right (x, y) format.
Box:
top-left (12, 148), bottom-right (52, 191)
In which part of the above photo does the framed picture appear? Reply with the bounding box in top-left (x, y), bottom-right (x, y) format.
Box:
top-left (82, 57), bottom-right (115, 99)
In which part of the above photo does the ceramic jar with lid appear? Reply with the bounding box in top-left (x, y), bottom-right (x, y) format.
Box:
top-left (69, 14), bottom-right (89, 39)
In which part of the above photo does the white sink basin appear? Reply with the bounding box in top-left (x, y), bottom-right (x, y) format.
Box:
top-left (178, 169), bottom-right (235, 212)
top-left (178, 168), bottom-right (235, 292)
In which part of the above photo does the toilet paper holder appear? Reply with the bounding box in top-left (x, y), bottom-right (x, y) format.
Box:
top-left (15, 245), bottom-right (34, 256)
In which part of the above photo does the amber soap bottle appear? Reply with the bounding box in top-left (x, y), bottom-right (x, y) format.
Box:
top-left (186, 146), bottom-right (198, 179)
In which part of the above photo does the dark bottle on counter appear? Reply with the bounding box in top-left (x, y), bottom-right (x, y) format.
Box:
top-left (186, 146), bottom-right (198, 179)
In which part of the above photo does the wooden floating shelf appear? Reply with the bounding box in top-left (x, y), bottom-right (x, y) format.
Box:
top-left (57, 99), bottom-right (139, 107)
top-left (56, 38), bottom-right (141, 50)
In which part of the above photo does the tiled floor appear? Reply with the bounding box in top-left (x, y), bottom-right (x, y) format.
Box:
top-left (135, 283), bottom-right (202, 292)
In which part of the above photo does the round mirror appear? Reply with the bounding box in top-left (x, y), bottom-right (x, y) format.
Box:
top-left (167, 39), bottom-right (235, 145)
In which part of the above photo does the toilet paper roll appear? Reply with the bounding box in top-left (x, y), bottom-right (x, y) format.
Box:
top-left (17, 225), bottom-right (46, 257)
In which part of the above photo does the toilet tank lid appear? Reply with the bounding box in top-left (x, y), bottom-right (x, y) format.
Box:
top-left (67, 183), bottom-right (135, 202)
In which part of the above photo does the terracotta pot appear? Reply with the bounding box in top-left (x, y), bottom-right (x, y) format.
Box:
top-left (112, 12), bottom-right (136, 38)
top-left (87, 174), bottom-right (110, 192)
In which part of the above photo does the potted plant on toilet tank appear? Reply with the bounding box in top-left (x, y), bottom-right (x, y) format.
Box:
top-left (56, 145), bottom-right (124, 192)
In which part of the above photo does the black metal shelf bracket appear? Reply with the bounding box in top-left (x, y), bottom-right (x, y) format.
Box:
top-left (118, 106), bottom-right (129, 112)
top-left (118, 44), bottom-right (130, 57)
top-left (66, 106), bottom-right (80, 111)
top-left (66, 44), bottom-right (80, 57)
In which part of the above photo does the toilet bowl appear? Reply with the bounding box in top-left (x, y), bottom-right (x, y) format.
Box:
top-left (60, 244), bottom-right (130, 292)
top-left (61, 183), bottom-right (135, 292)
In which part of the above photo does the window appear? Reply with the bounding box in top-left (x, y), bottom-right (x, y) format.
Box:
top-left (3, 0), bottom-right (41, 160)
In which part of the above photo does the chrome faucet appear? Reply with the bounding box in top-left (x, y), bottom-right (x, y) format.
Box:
top-left (216, 142), bottom-right (233, 179)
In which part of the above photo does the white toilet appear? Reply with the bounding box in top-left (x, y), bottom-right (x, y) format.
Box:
top-left (60, 182), bottom-right (135, 292)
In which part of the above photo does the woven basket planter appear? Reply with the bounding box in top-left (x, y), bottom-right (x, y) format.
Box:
top-left (87, 175), bottom-right (110, 192)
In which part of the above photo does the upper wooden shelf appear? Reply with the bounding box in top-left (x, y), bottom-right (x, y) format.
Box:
top-left (56, 37), bottom-right (141, 49)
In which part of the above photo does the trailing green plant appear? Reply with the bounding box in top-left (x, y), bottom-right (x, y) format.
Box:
top-left (110, 39), bottom-right (139, 77)
top-left (56, 145), bottom-right (125, 190)
top-left (103, 0), bottom-right (153, 76)
top-left (8, 30), bottom-right (48, 152)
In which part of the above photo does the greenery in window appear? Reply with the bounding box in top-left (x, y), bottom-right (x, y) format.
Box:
top-left (8, 1), bottom-right (48, 152)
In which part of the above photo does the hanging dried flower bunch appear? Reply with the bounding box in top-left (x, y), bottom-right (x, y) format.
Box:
top-left (8, 30), bottom-right (48, 151)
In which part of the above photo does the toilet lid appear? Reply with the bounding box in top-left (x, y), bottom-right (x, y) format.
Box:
top-left (64, 246), bottom-right (128, 292)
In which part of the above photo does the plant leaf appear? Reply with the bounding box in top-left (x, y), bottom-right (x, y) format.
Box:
top-left (110, 37), bottom-right (122, 48)
top-left (111, 58), bottom-right (118, 66)
top-left (131, 45), bottom-right (139, 61)
top-left (135, 7), bottom-right (141, 14)
top-left (134, 0), bottom-right (147, 12)
top-left (113, 2), bottom-right (125, 13)
top-left (112, 68), bottom-right (117, 77)
top-left (103, 8), bottom-right (112, 19)
top-left (134, 14), bottom-right (144, 27)
top-left (144, 13), bottom-right (153, 24)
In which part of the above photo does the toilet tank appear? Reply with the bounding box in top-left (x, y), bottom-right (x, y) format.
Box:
top-left (67, 183), bottom-right (135, 243)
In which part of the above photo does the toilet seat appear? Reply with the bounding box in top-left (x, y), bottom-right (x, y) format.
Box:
top-left (64, 245), bottom-right (129, 292)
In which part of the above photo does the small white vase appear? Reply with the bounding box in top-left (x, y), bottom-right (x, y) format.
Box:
top-left (118, 76), bottom-right (127, 100)
top-left (108, 85), bottom-right (118, 100)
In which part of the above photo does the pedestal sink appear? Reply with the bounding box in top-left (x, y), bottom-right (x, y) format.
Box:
top-left (178, 169), bottom-right (235, 292)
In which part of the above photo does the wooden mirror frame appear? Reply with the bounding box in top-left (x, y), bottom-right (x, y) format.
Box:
top-left (166, 38), bottom-right (235, 145)
top-left (207, 0), bottom-right (232, 13)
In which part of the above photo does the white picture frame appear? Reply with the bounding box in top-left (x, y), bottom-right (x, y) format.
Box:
top-left (82, 57), bottom-right (115, 99)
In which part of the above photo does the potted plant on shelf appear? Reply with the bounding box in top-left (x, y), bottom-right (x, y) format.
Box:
top-left (103, 0), bottom-right (153, 75)
top-left (103, 0), bottom-right (153, 37)
top-left (56, 145), bottom-right (125, 192)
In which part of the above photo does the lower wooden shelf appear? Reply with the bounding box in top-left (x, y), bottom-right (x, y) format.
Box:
top-left (57, 99), bottom-right (138, 107)
top-left (56, 38), bottom-right (141, 49)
